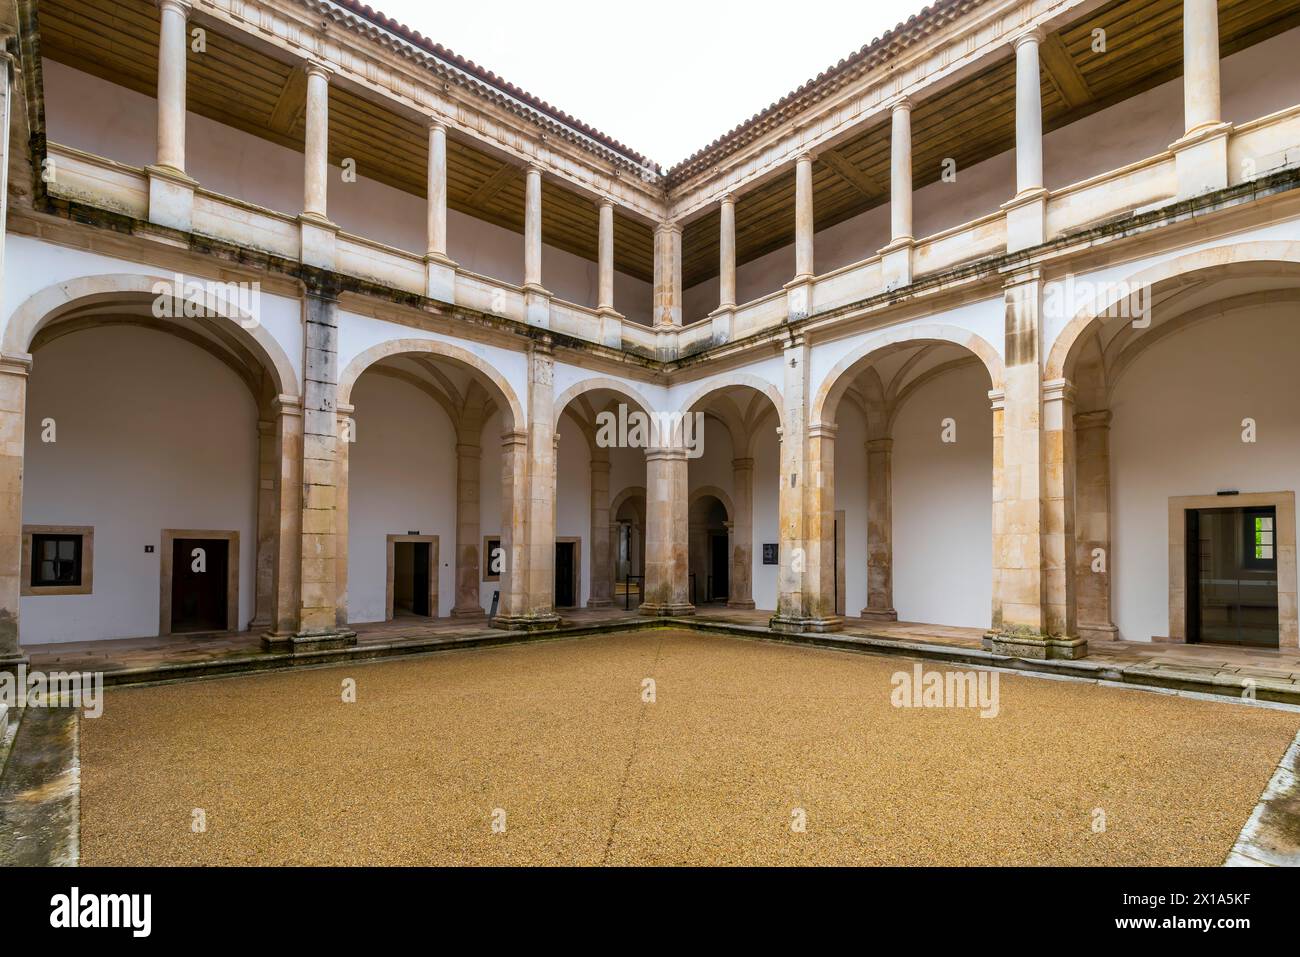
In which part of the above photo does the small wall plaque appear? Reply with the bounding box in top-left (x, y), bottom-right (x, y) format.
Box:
top-left (762, 543), bottom-right (779, 565)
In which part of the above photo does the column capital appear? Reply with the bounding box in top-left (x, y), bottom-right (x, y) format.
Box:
top-left (808, 422), bottom-right (838, 440)
top-left (157, 0), bottom-right (192, 15)
top-left (427, 117), bottom-right (447, 133)
top-left (589, 458), bottom-right (612, 474)
top-left (304, 60), bottom-right (334, 82)
top-left (886, 94), bottom-right (913, 114)
top-left (731, 456), bottom-right (755, 471)
top-left (866, 437), bottom-right (894, 454)
top-left (1074, 409), bottom-right (1113, 431)
top-left (654, 220), bottom-right (682, 237)
top-left (0, 352), bottom-right (32, 377)
top-left (597, 196), bottom-right (615, 211)
top-left (1011, 26), bottom-right (1045, 50)
top-left (720, 192), bottom-right (736, 207)
top-left (988, 388), bottom-right (1006, 411)
top-left (525, 161), bottom-right (545, 177)
top-left (501, 428), bottom-right (528, 449)
top-left (1041, 377), bottom-right (1076, 405)
top-left (272, 393), bottom-right (303, 416)
top-left (455, 442), bottom-right (483, 459)
top-left (644, 446), bottom-right (689, 462)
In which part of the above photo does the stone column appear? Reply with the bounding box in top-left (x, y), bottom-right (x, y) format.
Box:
top-left (1074, 410), bottom-right (1117, 641)
top-left (300, 63), bottom-right (337, 268)
top-left (522, 164), bottom-right (551, 326)
top-left (862, 437), bottom-right (898, 620)
top-left (804, 423), bottom-right (840, 627)
top-left (727, 456), bottom-right (755, 609)
top-left (989, 388), bottom-right (1006, 632)
top-left (640, 447), bottom-right (694, 616)
top-left (1042, 378), bottom-right (1077, 641)
top-left (451, 440), bottom-right (485, 618)
top-left (653, 222), bottom-right (683, 328)
top-left (424, 119), bottom-right (457, 302)
top-left (147, 0), bottom-right (196, 230)
top-left (333, 405), bottom-right (351, 629)
top-left (880, 98), bottom-right (913, 289)
top-left (989, 272), bottom-right (1085, 660)
top-left (265, 395), bottom-right (303, 641)
top-left (1172, 0), bottom-right (1230, 196)
top-left (0, 353), bottom-right (30, 667)
top-left (155, 0), bottom-right (189, 172)
top-left (495, 428), bottom-right (529, 623)
top-left (1003, 30), bottom-right (1047, 251)
top-left (265, 289), bottom-right (354, 650)
top-left (496, 343), bottom-right (559, 628)
top-left (1183, 0), bottom-right (1221, 135)
top-left (719, 194), bottom-right (737, 308)
top-left (251, 414), bottom-right (278, 630)
top-left (597, 200), bottom-right (615, 311)
top-left (794, 153), bottom-right (814, 280)
top-left (587, 452), bottom-right (613, 607)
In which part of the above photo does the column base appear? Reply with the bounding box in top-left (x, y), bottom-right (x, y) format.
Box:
top-left (639, 602), bottom-right (695, 617)
top-left (859, 607), bottom-right (899, 622)
top-left (262, 629), bottom-right (358, 653)
top-left (1077, 622), bottom-right (1119, 643)
top-left (595, 306), bottom-right (623, 349)
top-left (299, 212), bottom-right (340, 270)
top-left (449, 605), bottom-right (487, 620)
top-left (984, 628), bottom-right (1088, 660)
top-left (783, 276), bottom-right (814, 321)
top-left (769, 614), bottom-right (843, 634)
top-left (522, 284), bottom-right (552, 328)
top-left (725, 599), bottom-right (756, 610)
top-left (1000, 187), bottom-right (1049, 252)
top-left (1170, 122), bottom-right (1232, 199)
top-left (424, 253), bottom-right (458, 304)
top-left (491, 613), bottom-right (561, 632)
top-left (146, 164), bottom-right (197, 232)
top-left (585, 598), bottom-right (613, 608)
top-left (878, 237), bottom-right (914, 290)
top-left (707, 305), bottom-right (735, 346)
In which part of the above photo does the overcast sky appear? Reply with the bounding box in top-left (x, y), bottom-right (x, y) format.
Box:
top-left (364, 0), bottom-right (929, 168)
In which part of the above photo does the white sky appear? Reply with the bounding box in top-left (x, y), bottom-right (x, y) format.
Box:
top-left (364, 0), bottom-right (930, 168)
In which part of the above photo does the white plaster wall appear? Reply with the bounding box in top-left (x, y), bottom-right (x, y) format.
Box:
top-left (347, 374), bottom-right (457, 622)
top-left (478, 410), bottom-right (505, 614)
top-left (21, 326), bottom-right (258, 643)
top-left (42, 59), bottom-right (653, 324)
top-left (833, 410), bottom-right (869, 615)
top-left (687, 416), bottom-right (735, 498)
top-left (1111, 307), bottom-right (1300, 642)
top-left (681, 27), bottom-right (1300, 322)
top-left (556, 414), bottom-right (592, 606)
top-left (891, 363), bottom-right (993, 628)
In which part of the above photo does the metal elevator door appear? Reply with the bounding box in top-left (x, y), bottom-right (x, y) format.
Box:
top-left (1187, 506), bottom-right (1279, 648)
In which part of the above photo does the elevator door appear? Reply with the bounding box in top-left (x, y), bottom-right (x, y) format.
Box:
top-left (1186, 506), bottom-right (1279, 648)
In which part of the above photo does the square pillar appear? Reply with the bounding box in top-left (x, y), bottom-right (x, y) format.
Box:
top-left (263, 395), bottom-right (303, 642)
top-left (639, 447), bottom-right (694, 616)
top-left (727, 456), bottom-right (756, 609)
top-left (0, 353), bottom-right (30, 667)
top-left (494, 428), bottom-right (529, 625)
top-left (587, 454), bottom-right (613, 607)
top-left (802, 423), bottom-right (841, 630)
top-left (451, 440), bottom-right (486, 618)
top-left (1074, 410), bottom-right (1118, 641)
top-left (861, 437), bottom-right (898, 620)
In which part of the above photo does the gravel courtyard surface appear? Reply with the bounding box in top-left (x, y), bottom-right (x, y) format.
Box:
top-left (79, 629), bottom-right (1299, 866)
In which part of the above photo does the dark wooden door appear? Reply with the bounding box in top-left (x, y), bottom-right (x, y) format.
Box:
top-left (710, 533), bottom-right (729, 601)
top-left (171, 538), bottom-right (228, 633)
top-left (555, 542), bottom-right (576, 608)
top-left (412, 542), bottom-right (430, 617)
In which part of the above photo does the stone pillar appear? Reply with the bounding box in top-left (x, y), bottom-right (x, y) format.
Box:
top-left (862, 437), bottom-right (898, 620)
top-left (299, 63), bottom-right (337, 268)
top-left (147, 0), bottom-right (196, 230)
top-left (451, 440), bottom-right (485, 618)
top-left (522, 164), bottom-right (550, 326)
top-left (496, 343), bottom-right (559, 629)
top-left (495, 428), bottom-right (529, 623)
top-left (653, 222), bottom-right (683, 328)
top-left (719, 194), bottom-right (737, 308)
top-left (333, 405), bottom-right (351, 629)
top-left (640, 446), bottom-right (694, 616)
top-left (804, 423), bottom-right (840, 627)
top-left (265, 395), bottom-right (303, 641)
top-left (794, 153), bottom-right (814, 279)
top-left (251, 414), bottom-right (278, 630)
top-left (727, 456), bottom-right (755, 609)
top-left (588, 452), bottom-right (613, 607)
top-left (1172, 0), bottom-right (1230, 196)
top-left (264, 290), bottom-right (354, 650)
top-left (1074, 410), bottom-right (1117, 641)
top-left (597, 200), bottom-right (615, 311)
top-left (1003, 29), bottom-right (1047, 252)
top-left (1042, 378), bottom-right (1077, 640)
top-left (424, 119), bottom-right (457, 302)
top-left (0, 353), bottom-right (30, 666)
top-left (989, 272), bottom-right (1085, 659)
top-left (880, 98), bottom-right (914, 289)
top-left (989, 388), bottom-right (1005, 632)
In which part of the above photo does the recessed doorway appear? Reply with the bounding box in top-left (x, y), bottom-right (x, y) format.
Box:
top-left (555, 538), bottom-right (580, 609)
top-left (160, 529), bottom-right (239, 636)
top-left (1185, 506), bottom-right (1279, 648)
top-left (386, 534), bottom-right (439, 620)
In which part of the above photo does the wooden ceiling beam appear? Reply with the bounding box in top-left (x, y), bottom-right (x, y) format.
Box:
top-left (267, 64), bottom-right (307, 135)
top-left (1039, 32), bottom-right (1093, 110)
top-left (467, 163), bottom-right (520, 207)
top-left (819, 149), bottom-right (884, 199)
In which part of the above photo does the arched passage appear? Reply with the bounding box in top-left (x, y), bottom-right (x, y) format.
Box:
top-left (1052, 255), bottom-right (1300, 649)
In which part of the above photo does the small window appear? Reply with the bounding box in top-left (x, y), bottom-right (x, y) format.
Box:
top-left (22, 526), bottom-right (94, 595)
top-left (1244, 509), bottom-right (1277, 570)
top-left (482, 536), bottom-right (503, 582)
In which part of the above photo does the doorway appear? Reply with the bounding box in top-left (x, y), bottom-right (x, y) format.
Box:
top-left (169, 537), bottom-right (231, 634)
top-left (555, 538), bottom-right (580, 608)
top-left (1186, 506), bottom-right (1279, 648)
top-left (709, 532), bottom-right (729, 602)
top-left (385, 534), bottom-right (439, 620)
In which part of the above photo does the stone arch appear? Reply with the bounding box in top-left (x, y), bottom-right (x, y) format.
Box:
top-left (812, 323), bottom-right (1004, 427)
top-left (551, 376), bottom-right (657, 433)
top-left (688, 485), bottom-right (735, 523)
top-left (677, 374), bottom-right (785, 434)
top-left (338, 337), bottom-right (523, 431)
top-left (1046, 242), bottom-right (1300, 381)
top-left (5, 272), bottom-right (298, 397)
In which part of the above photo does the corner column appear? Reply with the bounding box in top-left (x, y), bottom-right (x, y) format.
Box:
top-left (1002, 29), bottom-right (1047, 252)
top-left (147, 0), bottom-right (197, 230)
top-left (727, 456), bottom-right (755, 609)
top-left (1074, 410), bottom-right (1117, 641)
top-left (424, 119), bottom-right (458, 302)
top-left (861, 437), bottom-right (898, 620)
top-left (0, 353), bottom-right (30, 667)
top-left (1171, 0), bottom-right (1230, 196)
top-left (639, 446), bottom-right (694, 616)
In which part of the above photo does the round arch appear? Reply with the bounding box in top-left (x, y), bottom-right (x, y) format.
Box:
top-left (677, 374), bottom-right (785, 434)
top-left (1046, 242), bottom-right (1300, 381)
top-left (338, 337), bottom-right (524, 431)
top-left (552, 376), bottom-right (658, 433)
top-left (812, 323), bottom-right (1005, 426)
top-left (5, 273), bottom-right (299, 397)
top-left (688, 485), bottom-right (735, 523)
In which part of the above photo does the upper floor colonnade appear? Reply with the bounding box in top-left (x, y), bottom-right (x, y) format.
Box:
top-left (102, 0), bottom-right (1286, 360)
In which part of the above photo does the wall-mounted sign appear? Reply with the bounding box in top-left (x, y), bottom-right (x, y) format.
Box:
top-left (762, 543), bottom-right (779, 565)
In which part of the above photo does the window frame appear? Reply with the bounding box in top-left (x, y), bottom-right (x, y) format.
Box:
top-left (482, 535), bottom-right (503, 582)
top-left (1243, 508), bottom-right (1277, 571)
top-left (22, 525), bottom-right (94, 596)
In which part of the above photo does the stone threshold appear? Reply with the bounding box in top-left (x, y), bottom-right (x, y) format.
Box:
top-left (63, 615), bottom-right (1300, 708)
